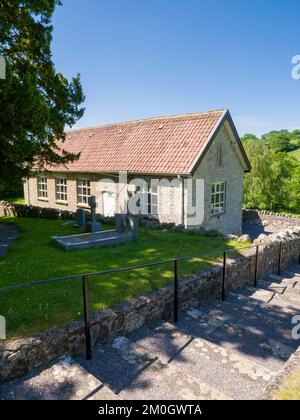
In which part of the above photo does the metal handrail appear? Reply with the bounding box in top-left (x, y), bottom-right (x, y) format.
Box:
top-left (1, 236), bottom-right (299, 361)
top-left (0, 242), bottom-right (268, 293)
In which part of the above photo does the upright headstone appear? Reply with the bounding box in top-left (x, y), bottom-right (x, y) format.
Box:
top-left (128, 215), bottom-right (139, 240)
top-left (76, 209), bottom-right (86, 228)
top-left (86, 196), bottom-right (102, 233)
top-left (115, 214), bottom-right (139, 239)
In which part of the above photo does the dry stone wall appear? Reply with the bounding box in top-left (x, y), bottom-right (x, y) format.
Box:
top-left (243, 209), bottom-right (300, 232)
top-left (1, 227), bottom-right (300, 384)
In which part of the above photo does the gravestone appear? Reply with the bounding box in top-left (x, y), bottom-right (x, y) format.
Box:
top-left (115, 214), bottom-right (139, 239)
top-left (86, 196), bottom-right (102, 233)
top-left (76, 209), bottom-right (86, 228)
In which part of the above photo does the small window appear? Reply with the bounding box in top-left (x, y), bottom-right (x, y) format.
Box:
top-left (211, 182), bottom-right (225, 215)
top-left (38, 176), bottom-right (48, 199)
top-left (77, 179), bottom-right (91, 205)
top-left (150, 185), bottom-right (159, 216)
top-left (56, 178), bottom-right (68, 202)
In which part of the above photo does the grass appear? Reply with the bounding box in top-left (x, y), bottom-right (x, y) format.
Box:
top-left (274, 367), bottom-right (300, 400)
top-left (0, 216), bottom-right (249, 339)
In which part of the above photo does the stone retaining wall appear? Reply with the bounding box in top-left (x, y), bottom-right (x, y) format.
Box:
top-left (263, 345), bottom-right (300, 399)
top-left (0, 201), bottom-right (114, 224)
top-left (1, 228), bottom-right (300, 384)
top-left (243, 209), bottom-right (300, 232)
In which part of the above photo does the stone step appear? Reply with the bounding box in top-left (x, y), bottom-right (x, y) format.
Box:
top-left (76, 337), bottom-right (158, 395)
top-left (229, 287), bottom-right (300, 312)
top-left (79, 331), bottom-right (233, 400)
top-left (283, 265), bottom-right (300, 276)
top-left (0, 354), bottom-right (119, 401)
top-left (263, 275), bottom-right (300, 288)
top-left (245, 286), bottom-right (300, 307)
top-left (284, 272), bottom-right (300, 279)
top-left (119, 359), bottom-right (233, 400)
top-left (190, 301), bottom-right (298, 350)
top-left (176, 312), bottom-right (292, 372)
top-left (226, 292), bottom-right (299, 320)
top-left (130, 322), bottom-right (275, 400)
top-left (258, 280), bottom-right (300, 299)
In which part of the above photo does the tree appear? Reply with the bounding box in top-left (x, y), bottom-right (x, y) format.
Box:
top-left (243, 140), bottom-right (297, 210)
top-left (0, 1), bottom-right (85, 197)
top-left (261, 130), bottom-right (298, 153)
top-left (240, 133), bottom-right (259, 143)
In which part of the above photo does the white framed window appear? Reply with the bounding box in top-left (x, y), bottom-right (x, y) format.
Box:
top-left (135, 184), bottom-right (159, 215)
top-left (150, 185), bottom-right (159, 215)
top-left (77, 179), bottom-right (91, 205)
top-left (211, 182), bottom-right (226, 215)
top-left (56, 178), bottom-right (68, 202)
top-left (37, 176), bottom-right (48, 199)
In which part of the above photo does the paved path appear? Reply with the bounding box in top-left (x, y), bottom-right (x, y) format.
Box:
top-left (0, 223), bottom-right (18, 257)
top-left (1, 266), bottom-right (300, 400)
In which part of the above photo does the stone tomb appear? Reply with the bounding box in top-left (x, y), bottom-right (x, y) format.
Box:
top-left (52, 214), bottom-right (139, 251)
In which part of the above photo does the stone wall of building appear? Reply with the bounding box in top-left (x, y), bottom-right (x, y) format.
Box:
top-left (191, 126), bottom-right (246, 235)
top-left (19, 125), bottom-right (248, 237)
top-left (1, 227), bottom-right (300, 384)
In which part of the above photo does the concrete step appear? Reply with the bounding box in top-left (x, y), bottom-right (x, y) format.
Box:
top-left (130, 322), bottom-right (275, 400)
top-left (0, 354), bottom-right (119, 400)
top-left (119, 359), bottom-right (233, 400)
top-left (191, 301), bottom-right (299, 350)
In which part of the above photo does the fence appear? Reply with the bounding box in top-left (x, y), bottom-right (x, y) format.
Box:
top-left (0, 240), bottom-right (299, 361)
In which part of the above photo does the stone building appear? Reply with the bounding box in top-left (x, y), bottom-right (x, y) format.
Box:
top-left (23, 109), bottom-right (251, 235)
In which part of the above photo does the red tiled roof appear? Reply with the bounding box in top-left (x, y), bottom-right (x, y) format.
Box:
top-left (47, 110), bottom-right (228, 175)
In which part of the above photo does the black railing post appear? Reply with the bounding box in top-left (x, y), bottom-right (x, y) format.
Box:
top-left (254, 245), bottom-right (259, 288)
top-left (174, 259), bottom-right (179, 323)
top-left (82, 276), bottom-right (92, 360)
top-left (222, 252), bottom-right (227, 302)
top-left (278, 242), bottom-right (283, 277)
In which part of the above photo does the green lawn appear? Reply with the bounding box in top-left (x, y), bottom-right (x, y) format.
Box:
top-left (0, 217), bottom-right (248, 339)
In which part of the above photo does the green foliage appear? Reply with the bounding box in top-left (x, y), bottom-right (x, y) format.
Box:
top-left (243, 140), bottom-right (299, 211)
top-left (0, 1), bottom-right (85, 192)
top-left (240, 133), bottom-right (259, 144)
top-left (0, 217), bottom-right (247, 338)
top-left (242, 129), bottom-right (300, 153)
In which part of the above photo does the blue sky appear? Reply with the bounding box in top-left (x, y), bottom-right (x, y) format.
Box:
top-left (52, 0), bottom-right (300, 136)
